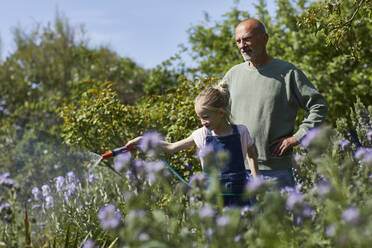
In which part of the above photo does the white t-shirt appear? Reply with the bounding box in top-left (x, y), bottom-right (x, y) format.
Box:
top-left (191, 124), bottom-right (253, 169)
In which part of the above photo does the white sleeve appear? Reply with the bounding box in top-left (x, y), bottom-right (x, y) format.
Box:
top-left (191, 127), bottom-right (207, 149)
top-left (237, 124), bottom-right (253, 157)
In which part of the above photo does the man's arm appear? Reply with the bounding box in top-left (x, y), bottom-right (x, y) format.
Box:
top-left (271, 68), bottom-right (328, 156)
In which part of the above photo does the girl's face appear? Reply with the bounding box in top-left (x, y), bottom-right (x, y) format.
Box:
top-left (195, 105), bottom-right (226, 132)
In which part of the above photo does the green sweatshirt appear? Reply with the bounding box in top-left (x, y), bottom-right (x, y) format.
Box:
top-left (224, 59), bottom-right (328, 170)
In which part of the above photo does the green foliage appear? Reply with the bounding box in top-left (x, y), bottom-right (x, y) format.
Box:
top-left (183, 0), bottom-right (371, 125)
top-left (60, 77), bottom-right (218, 180)
top-left (299, 0), bottom-right (371, 60)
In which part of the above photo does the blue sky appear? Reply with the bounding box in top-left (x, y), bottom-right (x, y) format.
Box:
top-left (0, 0), bottom-right (276, 69)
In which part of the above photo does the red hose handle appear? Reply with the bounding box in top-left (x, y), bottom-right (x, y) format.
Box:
top-left (101, 144), bottom-right (134, 159)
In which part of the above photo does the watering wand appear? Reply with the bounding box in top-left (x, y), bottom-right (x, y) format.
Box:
top-left (98, 144), bottom-right (134, 178)
top-left (101, 144), bottom-right (134, 159)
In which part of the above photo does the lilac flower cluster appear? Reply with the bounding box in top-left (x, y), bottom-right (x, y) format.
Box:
top-left (354, 147), bottom-right (372, 163)
top-left (337, 139), bottom-right (350, 150)
top-left (189, 173), bottom-right (206, 190)
top-left (301, 127), bottom-right (321, 148)
top-left (246, 175), bottom-right (266, 192)
top-left (341, 206), bottom-right (360, 226)
top-left (197, 144), bottom-right (215, 159)
top-left (98, 204), bottom-right (122, 229)
top-left (198, 205), bottom-right (215, 219)
top-left (83, 239), bottom-right (97, 248)
top-left (115, 153), bottom-right (174, 188)
top-left (0, 172), bottom-right (18, 190)
top-left (216, 215), bottom-right (230, 227)
top-left (114, 152), bottom-right (132, 172)
top-left (144, 160), bottom-right (168, 184)
top-left (367, 130), bottom-right (372, 141)
top-left (30, 170), bottom-right (89, 211)
top-left (32, 184), bottom-right (54, 209)
top-left (282, 186), bottom-right (315, 222)
top-left (139, 132), bottom-right (163, 156)
top-left (88, 173), bottom-right (99, 185)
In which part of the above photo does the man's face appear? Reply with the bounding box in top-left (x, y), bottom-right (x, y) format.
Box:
top-left (235, 23), bottom-right (267, 62)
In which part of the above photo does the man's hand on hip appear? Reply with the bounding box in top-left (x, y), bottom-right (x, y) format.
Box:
top-left (270, 136), bottom-right (299, 156)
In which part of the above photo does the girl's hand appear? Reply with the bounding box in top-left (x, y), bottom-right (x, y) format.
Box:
top-left (125, 136), bottom-right (142, 149)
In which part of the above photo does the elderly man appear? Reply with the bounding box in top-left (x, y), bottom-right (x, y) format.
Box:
top-left (223, 18), bottom-right (328, 188)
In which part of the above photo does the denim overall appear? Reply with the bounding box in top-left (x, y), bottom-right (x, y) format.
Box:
top-left (205, 125), bottom-right (249, 207)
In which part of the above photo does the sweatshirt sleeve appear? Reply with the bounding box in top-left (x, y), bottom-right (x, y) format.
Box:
top-left (291, 69), bottom-right (328, 141)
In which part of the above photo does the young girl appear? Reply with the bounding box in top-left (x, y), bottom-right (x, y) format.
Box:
top-left (126, 83), bottom-right (258, 207)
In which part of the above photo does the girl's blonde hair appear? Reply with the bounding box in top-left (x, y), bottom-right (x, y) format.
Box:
top-left (194, 81), bottom-right (232, 124)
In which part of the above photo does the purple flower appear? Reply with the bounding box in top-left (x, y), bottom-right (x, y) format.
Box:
top-left (133, 160), bottom-right (145, 174)
top-left (0, 172), bottom-right (16, 188)
top-left (65, 183), bottom-right (78, 199)
top-left (286, 189), bottom-right (304, 210)
top-left (83, 239), bottom-right (96, 248)
top-left (316, 180), bottom-right (331, 196)
top-left (234, 235), bottom-right (242, 242)
top-left (31, 204), bottom-right (41, 210)
top-left (326, 225), bottom-right (335, 237)
top-left (54, 176), bottom-right (65, 192)
top-left (189, 173), bottom-right (206, 187)
top-left (197, 144), bottom-right (215, 159)
top-left (145, 161), bottom-right (166, 184)
top-left (342, 207), bottom-right (360, 225)
top-left (337, 139), bottom-right (350, 150)
top-left (216, 215), bottom-right (230, 227)
top-left (138, 132), bottom-right (163, 154)
top-left (114, 152), bottom-right (132, 172)
top-left (301, 127), bottom-right (321, 148)
top-left (32, 187), bottom-right (41, 201)
top-left (302, 206), bottom-right (315, 218)
top-left (44, 196), bottom-right (54, 209)
top-left (246, 176), bottom-right (265, 192)
top-left (293, 153), bottom-right (302, 162)
top-left (98, 204), bottom-right (122, 229)
top-left (138, 233), bottom-right (149, 241)
top-left (41, 185), bottom-right (51, 198)
top-left (206, 228), bottom-right (213, 236)
top-left (183, 162), bottom-right (193, 172)
top-left (66, 171), bottom-right (78, 183)
top-left (354, 147), bottom-right (372, 163)
top-left (367, 130), bottom-right (372, 141)
top-left (199, 205), bottom-right (215, 218)
top-left (145, 161), bottom-right (165, 173)
top-left (0, 172), bottom-right (10, 184)
top-left (88, 173), bottom-right (98, 184)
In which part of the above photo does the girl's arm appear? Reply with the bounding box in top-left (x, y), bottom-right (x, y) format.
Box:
top-left (247, 145), bottom-right (259, 177)
top-left (125, 135), bottom-right (195, 154)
